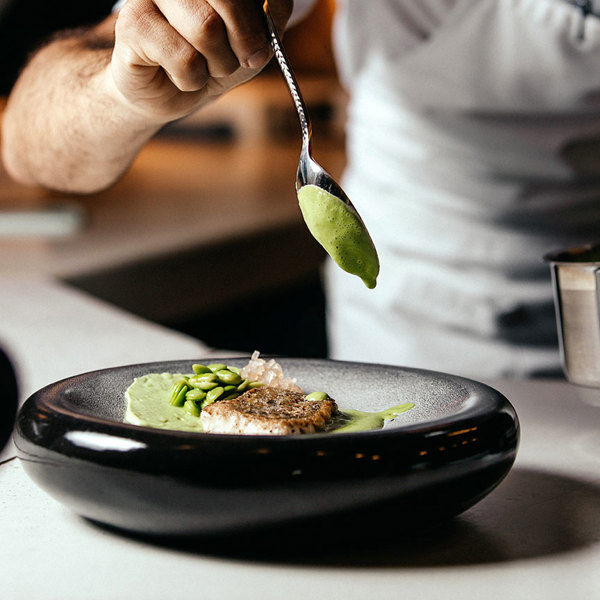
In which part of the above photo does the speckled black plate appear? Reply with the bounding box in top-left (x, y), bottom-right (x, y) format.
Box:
top-left (15, 358), bottom-right (519, 539)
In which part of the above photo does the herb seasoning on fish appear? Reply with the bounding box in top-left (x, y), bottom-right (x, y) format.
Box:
top-left (201, 386), bottom-right (338, 435)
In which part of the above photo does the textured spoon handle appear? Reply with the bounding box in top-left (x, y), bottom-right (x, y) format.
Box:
top-left (263, 2), bottom-right (312, 146)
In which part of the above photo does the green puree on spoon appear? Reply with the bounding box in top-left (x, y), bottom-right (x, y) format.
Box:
top-left (297, 184), bottom-right (380, 289)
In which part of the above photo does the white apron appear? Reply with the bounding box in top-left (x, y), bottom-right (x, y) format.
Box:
top-left (326, 0), bottom-right (600, 378)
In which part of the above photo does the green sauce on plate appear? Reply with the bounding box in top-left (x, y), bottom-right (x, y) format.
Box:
top-left (125, 372), bottom-right (204, 432)
top-left (329, 404), bottom-right (415, 434)
top-left (297, 184), bottom-right (380, 289)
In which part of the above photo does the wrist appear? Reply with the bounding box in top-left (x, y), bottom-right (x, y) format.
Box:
top-left (100, 63), bottom-right (167, 134)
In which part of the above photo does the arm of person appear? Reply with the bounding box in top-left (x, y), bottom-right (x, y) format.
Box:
top-left (1, 0), bottom-right (309, 194)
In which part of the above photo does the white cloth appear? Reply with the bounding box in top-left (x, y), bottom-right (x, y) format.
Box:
top-left (326, 0), bottom-right (600, 379)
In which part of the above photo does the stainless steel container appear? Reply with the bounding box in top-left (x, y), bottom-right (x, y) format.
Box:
top-left (546, 243), bottom-right (600, 388)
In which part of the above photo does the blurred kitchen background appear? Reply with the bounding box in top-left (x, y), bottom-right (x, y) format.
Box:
top-left (0, 0), bottom-right (344, 358)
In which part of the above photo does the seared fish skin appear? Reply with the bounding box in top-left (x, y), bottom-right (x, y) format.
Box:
top-left (200, 386), bottom-right (338, 435)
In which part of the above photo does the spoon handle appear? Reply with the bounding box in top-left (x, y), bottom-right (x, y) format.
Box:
top-left (263, 2), bottom-right (312, 147)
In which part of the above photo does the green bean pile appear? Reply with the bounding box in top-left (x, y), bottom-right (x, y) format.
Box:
top-left (168, 363), bottom-right (264, 417)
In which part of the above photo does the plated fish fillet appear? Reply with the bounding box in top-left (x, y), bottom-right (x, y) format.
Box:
top-left (200, 386), bottom-right (338, 435)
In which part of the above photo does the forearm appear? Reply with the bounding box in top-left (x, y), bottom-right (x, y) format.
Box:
top-left (1, 1), bottom-right (294, 194)
top-left (1, 20), bottom-right (163, 194)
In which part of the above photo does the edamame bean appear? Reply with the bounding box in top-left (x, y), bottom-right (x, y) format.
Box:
top-left (189, 373), bottom-right (217, 384)
top-left (216, 369), bottom-right (242, 385)
top-left (188, 374), bottom-right (219, 390)
top-left (305, 391), bottom-right (330, 402)
top-left (200, 398), bottom-right (213, 409)
top-left (198, 381), bottom-right (218, 391)
top-left (169, 379), bottom-right (189, 406)
top-left (184, 399), bottom-right (200, 417)
top-left (186, 388), bottom-right (206, 402)
top-left (206, 386), bottom-right (225, 403)
top-left (167, 362), bottom-right (268, 417)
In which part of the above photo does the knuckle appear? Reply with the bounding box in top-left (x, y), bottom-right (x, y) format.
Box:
top-left (176, 43), bottom-right (198, 67)
top-left (172, 52), bottom-right (208, 91)
top-left (195, 6), bottom-right (224, 40)
top-left (116, 0), bottom-right (145, 31)
top-left (173, 44), bottom-right (201, 73)
top-left (115, 1), bottom-right (155, 42)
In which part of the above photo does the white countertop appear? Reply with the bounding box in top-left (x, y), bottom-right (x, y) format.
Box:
top-left (1, 278), bottom-right (600, 600)
top-left (0, 277), bottom-right (230, 463)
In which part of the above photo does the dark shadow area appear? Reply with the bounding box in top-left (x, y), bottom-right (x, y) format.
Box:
top-left (0, 0), bottom-right (116, 95)
top-left (87, 466), bottom-right (600, 567)
top-left (67, 223), bottom-right (327, 358)
top-left (166, 273), bottom-right (328, 359)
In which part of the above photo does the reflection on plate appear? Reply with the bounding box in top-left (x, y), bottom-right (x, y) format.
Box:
top-left (15, 358), bottom-right (519, 538)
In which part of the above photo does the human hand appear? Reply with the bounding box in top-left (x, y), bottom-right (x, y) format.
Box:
top-left (109, 0), bottom-right (293, 123)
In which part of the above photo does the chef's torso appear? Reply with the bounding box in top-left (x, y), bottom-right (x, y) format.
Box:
top-left (327, 0), bottom-right (600, 378)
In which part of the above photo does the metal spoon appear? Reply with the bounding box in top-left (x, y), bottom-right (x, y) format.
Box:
top-left (263, 3), bottom-right (380, 289)
top-left (263, 3), bottom-right (357, 211)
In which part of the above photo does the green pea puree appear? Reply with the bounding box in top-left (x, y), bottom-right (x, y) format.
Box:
top-left (297, 184), bottom-right (380, 289)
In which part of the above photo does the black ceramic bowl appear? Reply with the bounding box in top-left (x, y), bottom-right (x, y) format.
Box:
top-left (0, 347), bottom-right (18, 451)
top-left (15, 358), bottom-right (519, 539)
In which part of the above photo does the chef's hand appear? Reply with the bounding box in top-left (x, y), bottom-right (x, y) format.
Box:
top-left (2, 0), bottom-right (294, 193)
top-left (110, 0), bottom-right (292, 122)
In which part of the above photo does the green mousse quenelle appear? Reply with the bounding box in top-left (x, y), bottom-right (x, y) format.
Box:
top-left (297, 184), bottom-right (380, 289)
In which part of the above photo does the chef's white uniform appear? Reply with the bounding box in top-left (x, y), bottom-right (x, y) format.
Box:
top-left (325, 0), bottom-right (600, 379)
